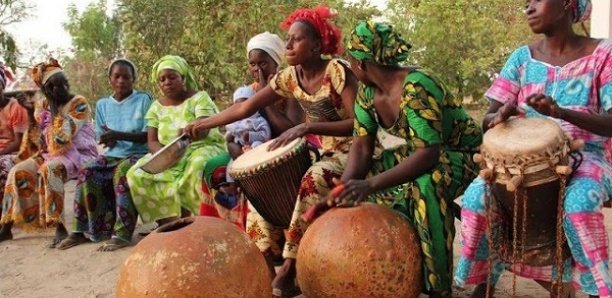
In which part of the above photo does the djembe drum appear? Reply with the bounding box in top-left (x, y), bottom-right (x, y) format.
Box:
top-left (228, 138), bottom-right (316, 228)
top-left (475, 117), bottom-right (583, 295)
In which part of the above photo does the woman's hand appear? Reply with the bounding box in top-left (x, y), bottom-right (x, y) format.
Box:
top-left (268, 123), bottom-right (308, 150)
top-left (335, 177), bottom-right (374, 204)
top-left (183, 119), bottom-right (209, 140)
top-left (489, 102), bottom-right (525, 128)
top-left (526, 93), bottom-right (561, 118)
top-left (253, 68), bottom-right (274, 92)
top-left (99, 125), bottom-right (119, 148)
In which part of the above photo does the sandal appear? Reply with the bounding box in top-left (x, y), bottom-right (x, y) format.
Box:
top-left (97, 238), bottom-right (130, 252)
top-left (56, 233), bottom-right (90, 250)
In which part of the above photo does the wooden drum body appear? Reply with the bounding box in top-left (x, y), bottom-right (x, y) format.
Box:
top-left (228, 138), bottom-right (313, 228)
top-left (476, 117), bottom-right (579, 267)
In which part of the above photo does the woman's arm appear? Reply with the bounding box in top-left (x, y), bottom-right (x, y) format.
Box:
top-left (262, 99), bottom-right (304, 136)
top-left (147, 127), bottom-right (162, 154)
top-left (184, 87), bottom-right (281, 139)
top-left (526, 94), bottom-right (612, 137)
top-left (0, 132), bottom-right (24, 155)
top-left (340, 135), bottom-right (375, 182)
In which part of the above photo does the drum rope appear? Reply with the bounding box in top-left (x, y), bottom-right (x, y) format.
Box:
top-left (521, 184), bottom-right (528, 295)
top-left (485, 181), bottom-right (494, 298)
top-left (511, 183), bottom-right (520, 297)
top-left (554, 174), bottom-right (567, 297)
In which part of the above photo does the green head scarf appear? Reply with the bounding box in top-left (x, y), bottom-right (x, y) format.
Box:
top-left (151, 55), bottom-right (199, 91)
top-left (347, 20), bottom-right (412, 66)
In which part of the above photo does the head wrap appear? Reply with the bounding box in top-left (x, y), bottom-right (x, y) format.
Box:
top-left (108, 58), bottom-right (138, 80)
top-left (232, 85), bottom-right (256, 103)
top-left (151, 55), bottom-right (199, 91)
top-left (567, 0), bottom-right (592, 23)
top-left (32, 58), bottom-right (64, 87)
top-left (0, 63), bottom-right (7, 89)
top-left (347, 20), bottom-right (412, 66)
top-left (281, 5), bottom-right (343, 56)
top-left (247, 32), bottom-right (286, 67)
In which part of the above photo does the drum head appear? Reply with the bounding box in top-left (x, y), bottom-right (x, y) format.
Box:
top-left (482, 117), bottom-right (565, 156)
top-left (229, 138), bottom-right (304, 172)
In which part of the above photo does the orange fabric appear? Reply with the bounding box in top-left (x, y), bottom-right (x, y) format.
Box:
top-left (0, 98), bottom-right (28, 151)
top-left (31, 58), bottom-right (62, 87)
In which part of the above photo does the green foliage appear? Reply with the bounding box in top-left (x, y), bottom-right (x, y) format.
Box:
top-left (116, 0), bottom-right (379, 103)
top-left (0, 0), bottom-right (33, 70)
top-left (62, 0), bottom-right (121, 103)
top-left (387, 0), bottom-right (532, 101)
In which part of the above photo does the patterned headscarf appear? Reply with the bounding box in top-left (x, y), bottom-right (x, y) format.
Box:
top-left (247, 32), bottom-right (286, 67)
top-left (567, 0), bottom-right (592, 23)
top-left (281, 5), bottom-right (343, 56)
top-left (151, 55), bottom-right (199, 91)
top-left (32, 58), bottom-right (64, 87)
top-left (347, 20), bottom-right (412, 66)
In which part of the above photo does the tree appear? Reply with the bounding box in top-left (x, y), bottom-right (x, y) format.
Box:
top-left (116, 0), bottom-right (379, 104)
top-left (0, 0), bottom-right (33, 70)
top-left (388, 0), bottom-right (531, 101)
top-left (63, 0), bottom-right (121, 102)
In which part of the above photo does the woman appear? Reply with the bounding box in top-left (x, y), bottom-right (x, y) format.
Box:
top-left (57, 59), bottom-right (152, 251)
top-left (0, 65), bottom-right (29, 217)
top-left (126, 55), bottom-right (226, 227)
top-left (185, 6), bottom-right (359, 296)
top-left (0, 58), bottom-right (99, 247)
top-left (335, 20), bottom-right (482, 297)
top-left (454, 0), bottom-right (612, 297)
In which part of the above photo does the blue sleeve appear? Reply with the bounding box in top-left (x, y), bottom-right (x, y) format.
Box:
top-left (94, 99), bottom-right (105, 140)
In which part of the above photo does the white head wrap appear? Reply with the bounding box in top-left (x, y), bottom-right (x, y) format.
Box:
top-left (247, 32), bottom-right (286, 67)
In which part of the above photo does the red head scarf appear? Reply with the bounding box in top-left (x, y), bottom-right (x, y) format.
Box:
top-left (281, 5), bottom-right (343, 56)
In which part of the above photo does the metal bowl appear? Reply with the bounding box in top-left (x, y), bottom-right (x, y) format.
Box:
top-left (140, 134), bottom-right (189, 174)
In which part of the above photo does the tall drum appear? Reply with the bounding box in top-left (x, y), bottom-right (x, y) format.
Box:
top-left (228, 138), bottom-right (315, 228)
top-left (475, 117), bottom-right (581, 267)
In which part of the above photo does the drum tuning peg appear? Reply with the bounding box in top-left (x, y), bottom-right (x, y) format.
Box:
top-left (506, 175), bottom-right (523, 192)
top-left (479, 169), bottom-right (494, 181)
top-left (473, 153), bottom-right (483, 163)
top-left (570, 139), bottom-right (585, 151)
top-left (555, 165), bottom-right (572, 176)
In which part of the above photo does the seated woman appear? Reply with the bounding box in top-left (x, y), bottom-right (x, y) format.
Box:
top-left (336, 21), bottom-right (482, 298)
top-left (0, 65), bottom-right (29, 217)
top-left (126, 55), bottom-right (226, 227)
top-left (57, 59), bottom-right (152, 251)
top-left (184, 6), bottom-right (359, 297)
top-left (455, 0), bottom-right (612, 297)
top-left (0, 58), bottom-right (99, 247)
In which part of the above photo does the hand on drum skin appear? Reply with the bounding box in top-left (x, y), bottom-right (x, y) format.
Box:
top-left (489, 102), bottom-right (525, 128)
top-left (242, 145), bottom-right (252, 152)
top-left (335, 177), bottom-right (373, 204)
top-left (268, 123), bottom-right (307, 150)
top-left (526, 94), bottom-right (561, 118)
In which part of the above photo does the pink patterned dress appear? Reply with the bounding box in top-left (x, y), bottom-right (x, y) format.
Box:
top-left (455, 39), bottom-right (612, 296)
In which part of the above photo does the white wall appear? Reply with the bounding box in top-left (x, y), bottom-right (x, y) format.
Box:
top-left (591, 0), bottom-right (612, 38)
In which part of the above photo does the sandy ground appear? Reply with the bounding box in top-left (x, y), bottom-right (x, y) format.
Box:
top-left (0, 180), bottom-right (610, 297)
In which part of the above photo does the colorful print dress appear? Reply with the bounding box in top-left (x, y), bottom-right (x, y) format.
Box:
top-left (455, 40), bottom-right (612, 297)
top-left (126, 91), bottom-right (226, 223)
top-left (1, 95), bottom-right (98, 230)
top-left (354, 69), bottom-right (482, 296)
top-left (247, 59), bottom-right (352, 258)
top-left (0, 97), bottom-right (29, 212)
top-left (72, 91), bottom-right (152, 242)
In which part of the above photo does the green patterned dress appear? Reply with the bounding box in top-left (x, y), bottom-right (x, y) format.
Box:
top-left (126, 91), bottom-right (226, 223)
top-left (354, 69), bottom-right (482, 296)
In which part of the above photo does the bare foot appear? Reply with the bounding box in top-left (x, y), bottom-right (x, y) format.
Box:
top-left (272, 258), bottom-right (300, 298)
top-left (97, 238), bottom-right (130, 252)
top-left (50, 223), bottom-right (69, 248)
top-left (57, 233), bottom-right (90, 250)
top-left (0, 223), bottom-right (13, 242)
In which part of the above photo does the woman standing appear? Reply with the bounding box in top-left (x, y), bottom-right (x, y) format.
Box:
top-left (57, 59), bottom-right (152, 251)
top-left (185, 6), bottom-right (359, 296)
top-left (454, 0), bottom-right (612, 297)
top-left (0, 58), bottom-right (98, 247)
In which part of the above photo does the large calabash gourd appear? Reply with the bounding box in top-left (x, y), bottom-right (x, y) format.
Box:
top-left (116, 216), bottom-right (271, 297)
top-left (297, 203), bottom-right (423, 297)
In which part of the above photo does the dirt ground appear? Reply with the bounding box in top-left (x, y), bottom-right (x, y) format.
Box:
top-left (1, 180), bottom-right (610, 297)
